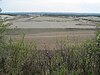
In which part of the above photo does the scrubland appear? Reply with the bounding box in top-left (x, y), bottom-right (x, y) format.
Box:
top-left (0, 16), bottom-right (100, 75)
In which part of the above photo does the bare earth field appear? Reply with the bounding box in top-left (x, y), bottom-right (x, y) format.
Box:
top-left (9, 16), bottom-right (97, 29)
top-left (1, 15), bottom-right (99, 50)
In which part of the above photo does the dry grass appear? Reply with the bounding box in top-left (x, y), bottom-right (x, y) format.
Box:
top-left (6, 29), bottom-right (96, 50)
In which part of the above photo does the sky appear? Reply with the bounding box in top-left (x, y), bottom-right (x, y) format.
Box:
top-left (0, 0), bottom-right (100, 13)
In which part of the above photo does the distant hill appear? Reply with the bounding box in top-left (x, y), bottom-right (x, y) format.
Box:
top-left (0, 12), bottom-right (100, 17)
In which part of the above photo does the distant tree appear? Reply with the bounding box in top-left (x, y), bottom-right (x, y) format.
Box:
top-left (0, 8), bottom-right (2, 12)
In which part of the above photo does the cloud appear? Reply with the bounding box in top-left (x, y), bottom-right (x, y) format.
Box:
top-left (79, 2), bottom-right (100, 13)
top-left (1, 0), bottom-right (100, 13)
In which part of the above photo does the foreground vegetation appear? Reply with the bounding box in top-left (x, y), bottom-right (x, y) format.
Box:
top-left (0, 19), bottom-right (100, 75)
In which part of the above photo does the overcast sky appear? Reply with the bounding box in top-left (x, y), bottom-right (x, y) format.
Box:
top-left (1, 0), bottom-right (100, 13)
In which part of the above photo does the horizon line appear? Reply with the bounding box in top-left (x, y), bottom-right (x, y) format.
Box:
top-left (1, 11), bottom-right (100, 14)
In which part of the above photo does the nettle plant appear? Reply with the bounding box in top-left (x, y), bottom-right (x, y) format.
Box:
top-left (97, 34), bottom-right (100, 46)
top-left (96, 24), bottom-right (100, 47)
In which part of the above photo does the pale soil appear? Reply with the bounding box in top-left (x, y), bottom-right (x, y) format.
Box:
top-left (2, 15), bottom-right (98, 50)
top-left (4, 16), bottom-right (98, 29)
